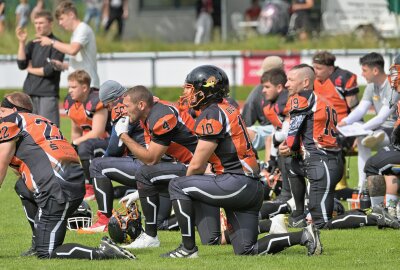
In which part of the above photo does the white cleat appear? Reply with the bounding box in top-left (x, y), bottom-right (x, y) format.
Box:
top-left (361, 130), bottom-right (385, 149)
top-left (121, 232), bottom-right (160, 249)
top-left (269, 214), bottom-right (288, 234)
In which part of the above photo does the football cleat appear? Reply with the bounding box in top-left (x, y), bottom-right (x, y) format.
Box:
top-left (78, 211), bottom-right (109, 234)
top-left (20, 246), bottom-right (37, 257)
top-left (98, 236), bottom-right (136, 260)
top-left (160, 244), bottom-right (198, 258)
top-left (121, 232), bottom-right (160, 249)
top-left (288, 214), bottom-right (307, 228)
top-left (84, 183), bottom-right (96, 201)
top-left (361, 130), bottom-right (385, 149)
top-left (269, 214), bottom-right (288, 234)
top-left (372, 205), bottom-right (400, 229)
top-left (300, 224), bottom-right (322, 256)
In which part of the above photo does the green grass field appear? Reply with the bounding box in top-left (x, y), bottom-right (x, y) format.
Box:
top-left (0, 117), bottom-right (399, 270)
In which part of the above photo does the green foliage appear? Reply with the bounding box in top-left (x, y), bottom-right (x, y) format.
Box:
top-left (1, 23), bottom-right (400, 54)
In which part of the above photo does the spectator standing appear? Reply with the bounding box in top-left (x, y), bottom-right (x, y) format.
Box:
top-left (245, 0), bottom-right (261, 21)
top-left (194, 0), bottom-right (213, 44)
top-left (0, 0), bottom-right (5, 34)
top-left (16, 0), bottom-right (30, 28)
top-left (34, 1), bottom-right (100, 89)
top-left (103, 0), bottom-right (128, 39)
top-left (84, 0), bottom-right (103, 32)
top-left (287, 0), bottom-right (314, 41)
top-left (16, 10), bottom-right (64, 127)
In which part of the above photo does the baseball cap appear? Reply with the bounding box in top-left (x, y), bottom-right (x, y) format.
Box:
top-left (256, 56), bottom-right (284, 76)
top-left (99, 80), bottom-right (127, 104)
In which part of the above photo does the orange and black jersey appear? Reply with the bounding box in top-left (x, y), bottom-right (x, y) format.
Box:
top-left (64, 88), bottom-right (111, 136)
top-left (144, 102), bottom-right (197, 164)
top-left (286, 90), bottom-right (340, 157)
top-left (0, 112), bottom-right (84, 207)
top-left (111, 96), bottom-right (127, 123)
top-left (263, 89), bottom-right (289, 129)
top-left (195, 100), bottom-right (259, 177)
top-left (314, 67), bottom-right (359, 122)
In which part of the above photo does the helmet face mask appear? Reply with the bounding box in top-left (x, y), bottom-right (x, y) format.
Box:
top-left (184, 65), bottom-right (230, 110)
top-left (67, 201), bottom-right (92, 230)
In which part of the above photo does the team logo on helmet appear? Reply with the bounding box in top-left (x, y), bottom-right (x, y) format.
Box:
top-left (108, 202), bottom-right (143, 244)
top-left (204, 76), bottom-right (217, 88)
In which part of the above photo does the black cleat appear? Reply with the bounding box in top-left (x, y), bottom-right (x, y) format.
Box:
top-left (300, 224), bottom-right (323, 256)
top-left (288, 214), bottom-right (307, 228)
top-left (99, 236), bottom-right (137, 260)
top-left (20, 246), bottom-right (37, 257)
top-left (372, 205), bottom-right (400, 229)
top-left (160, 244), bottom-right (198, 258)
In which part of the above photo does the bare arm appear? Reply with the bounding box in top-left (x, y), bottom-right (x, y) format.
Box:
top-left (16, 27), bottom-right (27, 61)
top-left (120, 134), bottom-right (168, 165)
top-left (122, 0), bottom-right (129, 19)
top-left (71, 121), bottom-right (82, 142)
top-left (74, 108), bottom-right (108, 145)
top-left (187, 139), bottom-right (218, 176)
top-left (26, 63), bottom-right (44, 76)
top-left (34, 36), bottom-right (81, 56)
top-left (292, 0), bottom-right (314, 11)
top-left (0, 140), bottom-right (17, 188)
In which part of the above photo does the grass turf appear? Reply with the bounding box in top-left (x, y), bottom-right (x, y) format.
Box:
top-left (0, 118), bottom-right (399, 270)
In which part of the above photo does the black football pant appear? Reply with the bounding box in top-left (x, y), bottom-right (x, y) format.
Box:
top-left (169, 173), bottom-right (305, 255)
top-left (77, 138), bottom-right (109, 184)
top-left (364, 145), bottom-right (400, 176)
top-left (90, 156), bottom-right (142, 217)
top-left (324, 209), bottom-right (377, 229)
top-left (15, 178), bottom-right (38, 247)
top-left (286, 153), bottom-right (344, 228)
top-left (12, 193), bottom-right (104, 259)
top-left (136, 162), bottom-right (221, 245)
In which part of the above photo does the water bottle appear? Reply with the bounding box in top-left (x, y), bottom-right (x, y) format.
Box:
top-left (351, 189), bottom-right (359, 209)
top-left (359, 190), bottom-right (371, 210)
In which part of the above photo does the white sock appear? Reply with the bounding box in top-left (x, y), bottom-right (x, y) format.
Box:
top-left (370, 196), bottom-right (384, 207)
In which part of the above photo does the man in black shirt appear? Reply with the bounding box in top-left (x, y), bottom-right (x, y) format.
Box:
top-left (242, 56), bottom-right (284, 151)
top-left (16, 10), bottom-right (64, 127)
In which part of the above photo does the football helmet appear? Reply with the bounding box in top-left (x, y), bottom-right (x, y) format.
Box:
top-left (67, 201), bottom-right (93, 230)
top-left (184, 65), bottom-right (229, 110)
top-left (108, 202), bottom-right (143, 244)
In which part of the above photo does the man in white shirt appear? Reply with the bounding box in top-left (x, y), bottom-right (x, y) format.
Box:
top-left (34, 1), bottom-right (100, 89)
top-left (338, 52), bottom-right (399, 204)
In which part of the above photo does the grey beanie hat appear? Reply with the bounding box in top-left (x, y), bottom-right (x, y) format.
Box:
top-left (99, 80), bottom-right (127, 104)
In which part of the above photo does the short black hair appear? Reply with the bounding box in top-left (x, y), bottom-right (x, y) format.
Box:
top-left (359, 52), bottom-right (384, 72)
top-left (125, 85), bottom-right (154, 107)
top-left (260, 68), bottom-right (287, 86)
